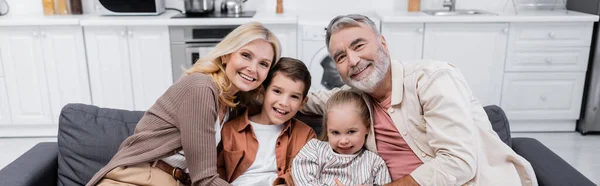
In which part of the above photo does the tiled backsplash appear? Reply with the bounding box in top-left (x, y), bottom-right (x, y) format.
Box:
top-left (2, 0), bottom-right (567, 16)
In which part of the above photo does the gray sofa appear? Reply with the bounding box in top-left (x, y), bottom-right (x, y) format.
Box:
top-left (0, 103), bottom-right (595, 186)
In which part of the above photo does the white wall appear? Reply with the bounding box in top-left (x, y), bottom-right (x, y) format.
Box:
top-left (1, 0), bottom-right (565, 16)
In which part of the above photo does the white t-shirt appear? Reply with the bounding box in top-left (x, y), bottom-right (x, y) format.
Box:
top-left (231, 121), bottom-right (284, 186)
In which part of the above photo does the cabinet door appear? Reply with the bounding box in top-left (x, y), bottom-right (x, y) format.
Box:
top-left (265, 24), bottom-right (297, 58)
top-left (127, 26), bottom-right (173, 111)
top-left (0, 27), bottom-right (54, 125)
top-left (41, 26), bottom-right (91, 123)
top-left (501, 72), bottom-right (585, 120)
top-left (423, 23), bottom-right (508, 106)
top-left (0, 78), bottom-right (11, 125)
top-left (84, 26), bottom-right (135, 110)
top-left (381, 23), bottom-right (424, 61)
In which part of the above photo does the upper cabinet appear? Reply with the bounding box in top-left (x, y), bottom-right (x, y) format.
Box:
top-left (84, 26), bottom-right (172, 111)
top-left (423, 23), bottom-right (509, 106)
top-left (0, 26), bottom-right (90, 136)
top-left (264, 24), bottom-right (297, 58)
top-left (381, 23), bottom-right (425, 61)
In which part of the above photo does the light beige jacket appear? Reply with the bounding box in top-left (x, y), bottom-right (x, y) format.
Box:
top-left (302, 59), bottom-right (537, 186)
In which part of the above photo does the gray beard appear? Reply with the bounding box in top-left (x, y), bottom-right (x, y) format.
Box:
top-left (344, 47), bottom-right (390, 93)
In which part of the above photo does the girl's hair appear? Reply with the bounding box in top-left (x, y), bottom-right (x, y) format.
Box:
top-left (319, 90), bottom-right (371, 141)
top-left (185, 22), bottom-right (282, 107)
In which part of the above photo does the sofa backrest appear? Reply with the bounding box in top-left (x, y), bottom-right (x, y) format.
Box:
top-left (57, 103), bottom-right (143, 186)
top-left (56, 103), bottom-right (512, 185)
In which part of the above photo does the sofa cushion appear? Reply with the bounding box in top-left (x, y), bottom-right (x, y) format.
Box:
top-left (57, 103), bottom-right (144, 186)
top-left (483, 105), bottom-right (512, 147)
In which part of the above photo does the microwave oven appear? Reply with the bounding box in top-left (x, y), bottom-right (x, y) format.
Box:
top-left (95, 0), bottom-right (165, 15)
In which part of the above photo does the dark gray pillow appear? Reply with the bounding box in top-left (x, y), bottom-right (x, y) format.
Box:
top-left (483, 105), bottom-right (512, 147)
top-left (57, 103), bottom-right (144, 186)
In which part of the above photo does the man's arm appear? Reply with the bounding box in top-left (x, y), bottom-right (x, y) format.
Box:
top-left (409, 67), bottom-right (478, 185)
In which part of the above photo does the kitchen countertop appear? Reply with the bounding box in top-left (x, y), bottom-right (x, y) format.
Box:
top-left (0, 10), bottom-right (298, 26)
top-left (379, 10), bottom-right (599, 23)
top-left (0, 9), bottom-right (598, 27)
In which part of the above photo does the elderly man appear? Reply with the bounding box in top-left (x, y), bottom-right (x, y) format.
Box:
top-left (302, 14), bottom-right (538, 186)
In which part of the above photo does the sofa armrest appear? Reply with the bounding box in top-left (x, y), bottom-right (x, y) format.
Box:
top-left (512, 137), bottom-right (595, 186)
top-left (0, 142), bottom-right (58, 186)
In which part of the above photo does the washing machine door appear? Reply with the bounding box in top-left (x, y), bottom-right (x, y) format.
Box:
top-left (309, 46), bottom-right (345, 91)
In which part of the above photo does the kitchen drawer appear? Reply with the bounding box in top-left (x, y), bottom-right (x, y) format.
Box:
top-left (505, 47), bottom-right (590, 72)
top-left (500, 72), bottom-right (585, 120)
top-left (509, 22), bottom-right (593, 47)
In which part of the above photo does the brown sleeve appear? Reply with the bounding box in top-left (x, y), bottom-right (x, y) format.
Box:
top-left (176, 85), bottom-right (230, 186)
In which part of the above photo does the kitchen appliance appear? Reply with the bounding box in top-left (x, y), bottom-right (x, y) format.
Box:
top-left (170, 25), bottom-right (239, 81)
top-left (568, 1), bottom-right (600, 134)
top-left (185, 0), bottom-right (215, 14)
top-left (95, 0), bottom-right (165, 15)
top-left (0, 0), bottom-right (8, 16)
top-left (171, 11), bottom-right (255, 18)
top-left (221, 0), bottom-right (246, 14)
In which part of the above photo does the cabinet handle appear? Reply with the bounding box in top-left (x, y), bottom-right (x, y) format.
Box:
top-left (32, 32), bottom-right (38, 37)
top-left (548, 32), bottom-right (555, 38)
top-left (120, 30), bottom-right (126, 36)
top-left (40, 31), bottom-right (46, 38)
top-left (540, 96), bottom-right (547, 102)
top-left (545, 58), bottom-right (552, 64)
top-left (502, 28), bottom-right (508, 33)
top-left (128, 31), bottom-right (133, 37)
top-left (417, 28), bottom-right (424, 33)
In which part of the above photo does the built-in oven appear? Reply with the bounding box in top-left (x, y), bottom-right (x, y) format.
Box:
top-left (170, 25), bottom-right (239, 82)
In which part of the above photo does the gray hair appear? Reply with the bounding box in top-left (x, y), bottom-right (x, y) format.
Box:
top-left (325, 14), bottom-right (380, 49)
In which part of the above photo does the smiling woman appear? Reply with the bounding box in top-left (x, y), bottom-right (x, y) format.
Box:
top-left (86, 22), bottom-right (282, 186)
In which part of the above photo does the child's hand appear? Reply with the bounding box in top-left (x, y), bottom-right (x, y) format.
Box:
top-left (334, 178), bottom-right (371, 186)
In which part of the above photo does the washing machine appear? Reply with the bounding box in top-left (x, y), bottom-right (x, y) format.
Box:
top-left (298, 14), bottom-right (380, 91)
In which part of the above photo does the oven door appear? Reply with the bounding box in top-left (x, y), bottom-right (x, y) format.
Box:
top-left (171, 43), bottom-right (217, 82)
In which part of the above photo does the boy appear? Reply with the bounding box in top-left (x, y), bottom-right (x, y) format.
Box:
top-left (217, 57), bottom-right (316, 186)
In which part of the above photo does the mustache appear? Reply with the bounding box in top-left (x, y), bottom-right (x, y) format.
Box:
top-left (348, 60), bottom-right (373, 77)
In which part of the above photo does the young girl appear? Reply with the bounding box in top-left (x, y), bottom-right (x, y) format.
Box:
top-left (87, 22), bottom-right (281, 186)
top-left (292, 90), bottom-right (391, 186)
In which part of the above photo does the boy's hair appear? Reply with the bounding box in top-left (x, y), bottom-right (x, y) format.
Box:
top-left (319, 90), bottom-right (371, 141)
top-left (263, 57), bottom-right (312, 98)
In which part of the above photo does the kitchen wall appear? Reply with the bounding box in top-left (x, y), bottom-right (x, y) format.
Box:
top-left (2, 0), bottom-right (566, 16)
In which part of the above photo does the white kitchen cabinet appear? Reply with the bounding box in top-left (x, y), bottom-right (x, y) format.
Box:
top-left (381, 23), bottom-right (424, 61)
top-left (0, 78), bottom-right (11, 125)
top-left (423, 23), bottom-right (508, 106)
top-left (501, 72), bottom-right (585, 120)
top-left (127, 26), bottom-right (173, 111)
top-left (85, 26), bottom-right (135, 110)
top-left (42, 26), bottom-right (92, 123)
top-left (85, 26), bottom-right (172, 111)
top-left (0, 27), bottom-right (54, 126)
top-left (0, 26), bottom-right (88, 136)
top-left (265, 24), bottom-right (297, 58)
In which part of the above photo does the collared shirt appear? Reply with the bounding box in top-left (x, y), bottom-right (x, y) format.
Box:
top-left (217, 110), bottom-right (316, 186)
top-left (303, 59), bottom-right (538, 186)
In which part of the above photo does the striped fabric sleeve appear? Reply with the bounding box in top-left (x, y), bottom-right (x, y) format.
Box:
top-left (291, 139), bottom-right (326, 186)
top-left (372, 154), bottom-right (392, 186)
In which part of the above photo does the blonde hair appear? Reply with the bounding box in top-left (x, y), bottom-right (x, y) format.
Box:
top-left (319, 90), bottom-right (371, 141)
top-left (185, 22), bottom-right (282, 107)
